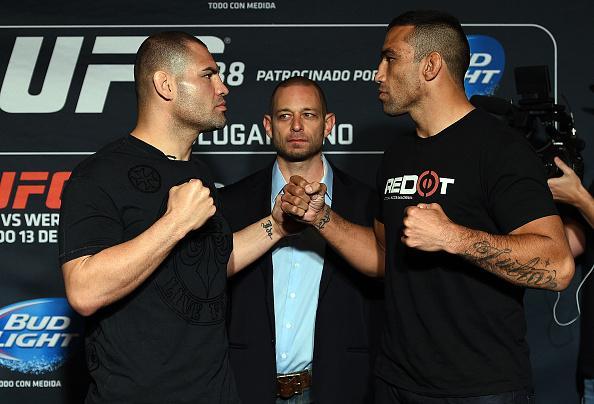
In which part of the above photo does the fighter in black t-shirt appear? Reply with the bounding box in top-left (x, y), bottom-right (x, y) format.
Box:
top-left (59, 32), bottom-right (292, 404)
top-left (280, 11), bottom-right (574, 403)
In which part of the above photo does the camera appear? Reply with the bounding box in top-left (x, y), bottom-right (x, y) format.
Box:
top-left (471, 65), bottom-right (585, 179)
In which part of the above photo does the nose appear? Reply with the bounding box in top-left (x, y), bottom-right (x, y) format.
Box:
top-left (291, 114), bottom-right (303, 132)
top-left (375, 61), bottom-right (386, 83)
top-left (216, 75), bottom-right (229, 96)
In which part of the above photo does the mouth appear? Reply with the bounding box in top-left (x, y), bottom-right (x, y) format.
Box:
top-left (215, 101), bottom-right (227, 111)
top-left (287, 137), bottom-right (308, 145)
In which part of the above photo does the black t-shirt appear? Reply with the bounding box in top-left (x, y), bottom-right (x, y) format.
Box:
top-left (375, 109), bottom-right (557, 397)
top-left (58, 135), bottom-right (239, 404)
top-left (578, 182), bottom-right (594, 378)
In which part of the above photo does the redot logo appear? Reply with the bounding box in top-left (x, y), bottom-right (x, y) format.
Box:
top-left (384, 170), bottom-right (455, 198)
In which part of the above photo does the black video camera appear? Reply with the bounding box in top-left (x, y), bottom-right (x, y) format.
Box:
top-left (471, 65), bottom-right (585, 179)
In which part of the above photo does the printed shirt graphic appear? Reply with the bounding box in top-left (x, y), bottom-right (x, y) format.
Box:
top-left (375, 109), bottom-right (557, 397)
top-left (58, 135), bottom-right (238, 404)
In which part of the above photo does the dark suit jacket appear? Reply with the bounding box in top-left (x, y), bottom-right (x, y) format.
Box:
top-left (220, 160), bottom-right (384, 404)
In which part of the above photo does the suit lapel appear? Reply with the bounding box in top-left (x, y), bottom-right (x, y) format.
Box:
top-left (258, 166), bottom-right (276, 336)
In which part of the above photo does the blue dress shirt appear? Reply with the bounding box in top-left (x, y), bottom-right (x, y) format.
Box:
top-left (270, 155), bottom-right (333, 374)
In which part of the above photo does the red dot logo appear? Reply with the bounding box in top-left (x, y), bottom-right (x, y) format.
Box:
top-left (417, 170), bottom-right (439, 197)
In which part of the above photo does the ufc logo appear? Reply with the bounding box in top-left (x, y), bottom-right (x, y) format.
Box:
top-left (0, 172), bottom-right (71, 209)
top-left (0, 35), bottom-right (225, 114)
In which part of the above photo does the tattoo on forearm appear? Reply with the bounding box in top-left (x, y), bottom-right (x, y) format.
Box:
top-left (261, 220), bottom-right (273, 240)
top-left (461, 241), bottom-right (557, 288)
top-left (314, 206), bottom-right (331, 230)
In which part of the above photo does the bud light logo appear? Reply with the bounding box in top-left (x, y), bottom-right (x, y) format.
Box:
top-left (0, 298), bottom-right (83, 374)
top-left (465, 35), bottom-right (505, 98)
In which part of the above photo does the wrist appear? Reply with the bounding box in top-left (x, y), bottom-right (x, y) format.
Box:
top-left (266, 215), bottom-right (284, 241)
top-left (574, 185), bottom-right (594, 210)
top-left (312, 205), bottom-right (332, 231)
top-left (441, 222), bottom-right (465, 254)
top-left (161, 211), bottom-right (188, 241)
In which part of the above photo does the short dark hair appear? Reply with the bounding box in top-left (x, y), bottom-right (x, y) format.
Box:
top-left (388, 10), bottom-right (470, 86)
top-left (134, 31), bottom-right (207, 102)
top-left (269, 77), bottom-right (328, 115)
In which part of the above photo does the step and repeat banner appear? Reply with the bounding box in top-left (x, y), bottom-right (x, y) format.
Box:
top-left (1, 1), bottom-right (592, 402)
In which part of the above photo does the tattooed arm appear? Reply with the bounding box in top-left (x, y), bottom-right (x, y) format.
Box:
top-left (402, 203), bottom-right (574, 291)
top-left (227, 196), bottom-right (300, 277)
top-left (281, 176), bottom-right (385, 277)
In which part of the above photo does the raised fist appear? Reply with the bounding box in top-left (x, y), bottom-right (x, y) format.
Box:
top-left (166, 179), bottom-right (216, 234)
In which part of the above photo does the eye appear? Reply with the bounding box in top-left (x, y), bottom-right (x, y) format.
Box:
top-left (303, 112), bottom-right (316, 118)
top-left (278, 113), bottom-right (291, 120)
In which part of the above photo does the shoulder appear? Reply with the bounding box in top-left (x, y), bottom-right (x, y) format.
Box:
top-left (69, 137), bottom-right (129, 184)
top-left (470, 108), bottom-right (529, 148)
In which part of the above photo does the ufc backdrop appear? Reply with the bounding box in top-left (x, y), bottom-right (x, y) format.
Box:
top-left (0, 0), bottom-right (593, 402)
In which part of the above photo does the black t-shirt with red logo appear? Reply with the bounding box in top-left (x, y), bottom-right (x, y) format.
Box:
top-left (375, 108), bottom-right (557, 397)
top-left (58, 135), bottom-right (239, 404)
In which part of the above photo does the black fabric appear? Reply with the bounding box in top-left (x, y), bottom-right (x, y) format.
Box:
top-left (374, 109), bottom-right (558, 397)
top-left (58, 135), bottom-right (239, 404)
top-left (374, 376), bottom-right (535, 404)
top-left (578, 182), bottom-right (594, 379)
top-left (219, 161), bottom-right (384, 404)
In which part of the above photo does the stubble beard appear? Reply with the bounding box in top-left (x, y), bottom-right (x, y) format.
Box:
top-left (176, 83), bottom-right (227, 133)
top-left (176, 100), bottom-right (227, 134)
top-left (273, 135), bottom-right (323, 163)
top-left (198, 111), bottom-right (227, 133)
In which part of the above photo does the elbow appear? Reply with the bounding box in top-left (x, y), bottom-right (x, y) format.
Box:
top-left (226, 255), bottom-right (240, 278)
top-left (65, 288), bottom-right (100, 317)
top-left (552, 255), bottom-right (576, 292)
top-left (362, 256), bottom-right (385, 278)
top-left (369, 263), bottom-right (386, 278)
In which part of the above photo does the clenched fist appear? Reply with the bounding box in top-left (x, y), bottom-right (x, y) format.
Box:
top-left (272, 193), bottom-right (305, 236)
top-left (401, 203), bottom-right (456, 252)
top-left (281, 175), bottom-right (327, 225)
top-left (165, 179), bottom-right (216, 235)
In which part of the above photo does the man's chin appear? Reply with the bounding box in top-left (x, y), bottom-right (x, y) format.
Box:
top-left (277, 148), bottom-right (322, 163)
top-left (200, 117), bottom-right (227, 133)
top-left (383, 104), bottom-right (406, 117)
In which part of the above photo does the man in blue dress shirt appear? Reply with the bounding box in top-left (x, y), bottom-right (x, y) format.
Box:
top-left (220, 77), bottom-right (383, 403)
